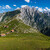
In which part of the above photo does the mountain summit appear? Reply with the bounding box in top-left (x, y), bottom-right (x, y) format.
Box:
top-left (0, 6), bottom-right (50, 36)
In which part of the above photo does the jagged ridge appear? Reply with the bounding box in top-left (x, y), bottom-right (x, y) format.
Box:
top-left (0, 6), bottom-right (50, 36)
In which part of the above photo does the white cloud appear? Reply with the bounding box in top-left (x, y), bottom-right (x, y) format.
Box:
top-left (15, 7), bottom-right (20, 10)
top-left (5, 5), bottom-right (11, 9)
top-left (2, 5), bottom-right (11, 9)
top-left (21, 5), bottom-right (27, 8)
top-left (38, 8), bottom-right (43, 12)
top-left (44, 7), bottom-right (50, 11)
top-left (35, 6), bottom-right (38, 9)
top-left (13, 5), bottom-right (16, 7)
top-left (47, 9), bottom-right (50, 11)
top-left (43, 9), bottom-right (47, 11)
top-left (45, 7), bottom-right (48, 10)
top-left (35, 6), bottom-right (50, 12)
top-left (25, 0), bottom-right (30, 3)
top-left (17, 7), bottom-right (20, 9)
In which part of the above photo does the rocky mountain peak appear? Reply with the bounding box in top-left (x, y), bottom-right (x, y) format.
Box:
top-left (0, 6), bottom-right (50, 36)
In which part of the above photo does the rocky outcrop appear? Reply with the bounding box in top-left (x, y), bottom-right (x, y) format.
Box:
top-left (19, 6), bottom-right (50, 36)
top-left (0, 6), bottom-right (50, 36)
top-left (20, 6), bottom-right (37, 28)
top-left (0, 13), bottom-right (6, 22)
top-left (0, 10), bottom-right (21, 22)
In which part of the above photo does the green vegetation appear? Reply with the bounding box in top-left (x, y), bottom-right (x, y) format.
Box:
top-left (0, 33), bottom-right (50, 50)
top-left (0, 19), bottom-right (38, 34)
top-left (0, 15), bottom-right (50, 50)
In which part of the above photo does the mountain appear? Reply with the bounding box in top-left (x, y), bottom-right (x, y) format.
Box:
top-left (0, 6), bottom-right (50, 36)
top-left (20, 6), bottom-right (50, 36)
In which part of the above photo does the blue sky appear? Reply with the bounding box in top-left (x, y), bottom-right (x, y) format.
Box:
top-left (0, 0), bottom-right (50, 13)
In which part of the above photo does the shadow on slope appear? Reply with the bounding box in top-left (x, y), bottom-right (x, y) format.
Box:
top-left (41, 27), bottom-right (50, 36)
top-left (1, 10), bottom-right (21, 22)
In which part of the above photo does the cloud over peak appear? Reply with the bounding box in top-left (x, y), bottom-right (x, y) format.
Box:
top-left (15, 7), bottom-right (20, 10)
top-left (21, 5), bottom-right (27, 8)
top-left (25, 0), bottom-right (30, 3)
top-left (5, 5), bottom-right (11, 9)
top-left (13, 5), bottom-right (16, 7)
top-left (2, 5), bottom-right (11, 9)
top-left (35, 6), bottom-right (38, 9)
top-left (38, 8), bottom-right (43, 12)
top-left (35, 6), bottom-right (50, 12)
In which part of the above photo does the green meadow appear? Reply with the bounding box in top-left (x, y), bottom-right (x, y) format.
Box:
top-left (0, 33), bottom-right (50, 50)
top-left (0, 19), bottom-right (50, 50)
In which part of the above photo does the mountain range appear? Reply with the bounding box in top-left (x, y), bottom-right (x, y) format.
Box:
top-left (0, 5), bottom-right (50, 36)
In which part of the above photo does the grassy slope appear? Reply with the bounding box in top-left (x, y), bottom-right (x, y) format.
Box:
top-left (0, 33), bottom-right (50, 50)
top-left (0, 17), bottom-right (50, 50)
top-left (0, 19), bottom-right (38, 34)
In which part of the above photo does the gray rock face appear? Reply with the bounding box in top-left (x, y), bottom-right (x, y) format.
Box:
top-left (0, 6), bottom-right (50, 36)
top-left (0, 13), bottom-right (5, 22)
top-left (20, 6), bottom-right (37, 28)
top-left (19, 6), bottom-right (50, 35)
top-left (0, 10), bottom-right (21, 22)
top-left (20, 6), bottom-right (46, 29)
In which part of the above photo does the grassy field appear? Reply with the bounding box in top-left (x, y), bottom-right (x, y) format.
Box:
top-left (0, 33), bottom-right (50, 50)
top-left (0, 19), bottom-right (50, 50)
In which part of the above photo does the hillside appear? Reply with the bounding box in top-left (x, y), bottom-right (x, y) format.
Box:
top-left (0, 6), bottom-right (50, 50)
top-left (0, 17), bottom-right (39, 36)
top-left (0, 6), bottom-right (50, 36)
top-left (0, 18), bottom-right (50, 50)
